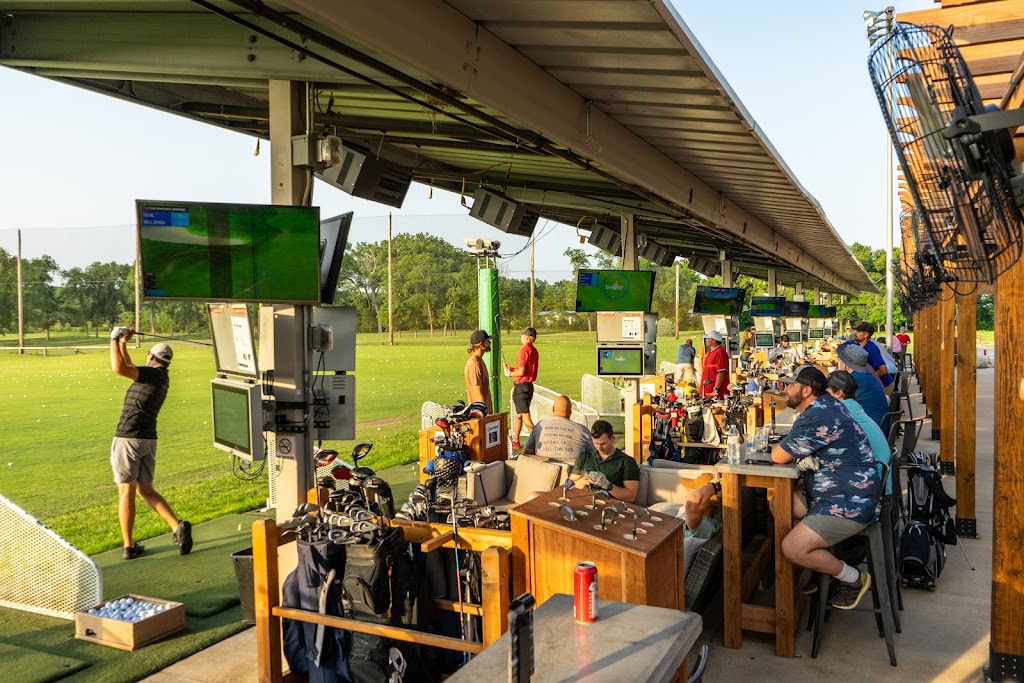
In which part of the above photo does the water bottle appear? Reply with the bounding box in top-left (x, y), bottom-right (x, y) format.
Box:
top-left (727, 424), bottom-right (742, 464)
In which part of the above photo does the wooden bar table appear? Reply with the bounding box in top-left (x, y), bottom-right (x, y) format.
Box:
top-left (446, 593), bottom-right (701, 682)
top-left (716, 460), bottom-right (801, 657)
top-left (510, 488), bottom-right (686, 610)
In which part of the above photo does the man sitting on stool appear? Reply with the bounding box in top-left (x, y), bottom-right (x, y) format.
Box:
top-left (569, 420), bottom-right (639, 503)
top-left (771, 365), bottom-right (880, 610)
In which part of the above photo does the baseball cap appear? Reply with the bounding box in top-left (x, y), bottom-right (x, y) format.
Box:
top-left (703, 330), bottom-right (723, 342)
top-left (827, 369), bottom-right (859, 395)
top-left (685, 338), bottom-right (692, 344)
top-left (149, 343), bottom-right (173, 365)
top-left (469, 329), bottom-right (492, 345)
top-left (522, 327), bottom-right (537, 338)
top-left (836, 342), bottom-right (871, 373)
top-left (855, 321), bottom-right (875, 335)
top-left (779, 365), bottom-right (827, 392)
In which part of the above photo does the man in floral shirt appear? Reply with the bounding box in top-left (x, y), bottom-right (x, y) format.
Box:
top-left (771, 365), bottom-right (879, 610)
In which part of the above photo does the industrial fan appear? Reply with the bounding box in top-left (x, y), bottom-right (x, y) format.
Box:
top-left (868, 22), bottom-right (1024, 283)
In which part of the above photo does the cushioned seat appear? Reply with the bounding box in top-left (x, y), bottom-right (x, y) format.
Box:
top-left (463, 456), bottom-right (571, 509)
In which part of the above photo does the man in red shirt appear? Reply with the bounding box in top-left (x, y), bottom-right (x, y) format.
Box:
top-left (700, 330), bottom-right (730, 399)
top-left (895, 326), bottom-right (912, 370)
top-left (505, 327), bottom-right (539, 449)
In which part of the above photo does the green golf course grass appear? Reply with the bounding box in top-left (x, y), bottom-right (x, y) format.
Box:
top-left (1, 328), bottom-right (699, 555)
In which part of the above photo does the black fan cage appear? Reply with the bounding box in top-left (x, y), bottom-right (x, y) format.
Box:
top-left (868, 23), bottom-right (1022, 283)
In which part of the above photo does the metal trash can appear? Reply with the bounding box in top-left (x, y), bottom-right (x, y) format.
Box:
top-left (231, 547), bottom-right (256, 625)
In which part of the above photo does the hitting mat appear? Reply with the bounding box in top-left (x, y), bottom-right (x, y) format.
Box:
top-left (0, 511), bottom-right (271, 682)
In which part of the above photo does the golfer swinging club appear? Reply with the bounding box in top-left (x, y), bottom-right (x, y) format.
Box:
top-left (109, 327), bottom-right (192, 560)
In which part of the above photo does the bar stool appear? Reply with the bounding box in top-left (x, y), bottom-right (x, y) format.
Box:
top-left (807, 464), bottom-right (897, 666)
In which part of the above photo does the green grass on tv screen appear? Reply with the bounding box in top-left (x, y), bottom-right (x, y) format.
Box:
top-left (575, 270), bottom-right (654, 312)
top-left (138, 201), bottom-right (320, 303)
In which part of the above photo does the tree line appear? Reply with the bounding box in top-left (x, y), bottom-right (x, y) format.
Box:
top-left (0, 237), bottom-right (988, 340)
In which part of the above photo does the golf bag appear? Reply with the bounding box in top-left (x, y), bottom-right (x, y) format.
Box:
top-left (282, 539), bottom-right (350, 683)
top-left (648, 413), bottom-right (682, 466)
top-left (899, 452), bottom-right (957, 589)
top-left (342, 526), bottom-right (439, 683)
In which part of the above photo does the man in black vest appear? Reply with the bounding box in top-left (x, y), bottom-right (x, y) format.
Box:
top-left (109, 327), bottom-right (192, 560)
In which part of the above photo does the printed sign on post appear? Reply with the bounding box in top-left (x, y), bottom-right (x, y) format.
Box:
top-left (231, 306), bottom-right (255, 373)
top-left (621, 315), bottom-right (642, 341)
top-left (485, 420), bottom-right (501, 449)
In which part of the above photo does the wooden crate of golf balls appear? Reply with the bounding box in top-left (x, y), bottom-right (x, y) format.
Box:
top-left (74, 595), bottom-right (185, 650)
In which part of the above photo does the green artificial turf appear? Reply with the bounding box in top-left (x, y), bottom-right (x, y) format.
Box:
top-left (0, 512), bottom-right (270, 683)
top-left (0, 330), bottom-right (701, 556)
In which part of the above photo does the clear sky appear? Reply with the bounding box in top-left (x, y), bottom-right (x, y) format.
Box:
top-left (0, 0), bottom-right (934, 281)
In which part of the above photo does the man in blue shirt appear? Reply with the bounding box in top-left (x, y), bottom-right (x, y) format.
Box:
top-left (827, 370), bottom-right (892, 496)
top-left (836, 342), bottom-right (889, 433)
top-left (854, 321), bottom-right (894, 396)
top-left (675, 338), bottom-right (696, 383)
top-left (771, 365), bottom-right (879, 610)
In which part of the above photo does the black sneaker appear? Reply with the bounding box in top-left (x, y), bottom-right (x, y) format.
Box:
top-left (122, 543), bottom-right (145, 560)
top-left (830, 570), bottom-right (871, 610)
top-left (174, 521), bottom-right (193, 555)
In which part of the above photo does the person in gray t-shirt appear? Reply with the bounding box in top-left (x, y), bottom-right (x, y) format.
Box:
top-left (521, 395), bottom-right (593, 465)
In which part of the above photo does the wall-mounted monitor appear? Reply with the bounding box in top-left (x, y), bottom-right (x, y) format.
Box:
top-left (207, 303), bottom-right (258, 378)
top-left (319, 212), bottom-right (352, 305)
top-left (137, 200), bottom-right (321, 303)
top-left (787, 331), bottom-right (805, 343)
top-left (692, 286), bottom-right (746, 315)
top-left (596, 346), bottom-right (645, 377)
top-left (211, 378), bottom-right (264, 461)
top-left (750, 296), bottom-right (785, 317)
top-left (808, 329), bottom-right (825, 339)
top-left (754, 332), bottom-right (775, 347)
top-left (575, 270), bottom-right (655, 312)
top-left (782, 301), bottom-right (810, 317)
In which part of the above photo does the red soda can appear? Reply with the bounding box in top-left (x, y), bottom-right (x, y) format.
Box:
top-left (574, 561), bottom-right (598, 623)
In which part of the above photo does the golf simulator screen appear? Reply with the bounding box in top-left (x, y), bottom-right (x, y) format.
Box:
top-left (807, 305), bottom-right (836, 318)
top-left (596, 346), bottom-right (644, 377)
top-left (137, 200), bottom-right (321, 303)
top-left (782, 301), bottom-right (810, 317)
top-left (692, 286), bottom-right (746, 315)
top-left (809, 329), bottom-right (825, 339)
top-left (750, 296), bottom-right (785, 317)
top-left (575, 270), bottom-right (655, 312)
top-left (211, 378), bottom-right (264, 461)
top-left (755, 333), bottom-right (775, 347)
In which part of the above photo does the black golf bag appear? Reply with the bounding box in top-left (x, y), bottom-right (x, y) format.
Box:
top-left (648, 413), bottom-right (682, 466)
top-left (899, 452), bottom-right (957, 589)
top-left (342, 526), bottom-right (440, 683)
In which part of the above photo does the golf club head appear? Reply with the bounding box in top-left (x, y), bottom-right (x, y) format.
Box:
top-left (636, 507), bottom-right (651, 519)
top-left (330, 465), bottom-right (352, 480)
top-left (558, 505), bottom-right (576, 522)
top-left (610, 501), bottom-right (628, 514)
top-left (291, 503), bottom-right (320, 517)
top-left (351, 442), bottom-right (373, 464)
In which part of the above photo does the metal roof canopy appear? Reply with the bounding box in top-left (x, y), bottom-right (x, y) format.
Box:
top-left (0, 0), bottom-right (877, 295)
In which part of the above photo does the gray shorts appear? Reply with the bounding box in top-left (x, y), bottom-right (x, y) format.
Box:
top-left (802, 513), bottom-right (868, 546)
top-left (111, 437), bottom-right (157, 484)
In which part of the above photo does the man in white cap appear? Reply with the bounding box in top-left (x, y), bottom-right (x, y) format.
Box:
top-left (700, 330), bottom-right (730, 399)
top-left (109, 327), bottom-right (191, 560)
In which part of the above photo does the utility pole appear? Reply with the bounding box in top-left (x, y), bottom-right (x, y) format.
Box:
top-left (674, 261), bottom-right (680, 339)
top-left (17, 230), bottom-right (24, 354)
top-left (388, 213), bottom-right (394, 345)
top-left (134, 227), bottom-right (142, 348)
top-left (530, 232), bottom-right (535, 328)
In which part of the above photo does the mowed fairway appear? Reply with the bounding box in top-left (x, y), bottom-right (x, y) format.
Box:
top-left (0, 330), bottom-right (694, 554)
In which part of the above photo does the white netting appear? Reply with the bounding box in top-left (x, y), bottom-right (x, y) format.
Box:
top-left (421, 401), bottom-right (454, 430)
top-left (580, 374), bottom-right (625, 417)
top-left (0, 494), bottom-right (102, 620)
top-left (658, 360), bottom-right (678, 377)
top-left (510, 384), bottom-right (599, 431)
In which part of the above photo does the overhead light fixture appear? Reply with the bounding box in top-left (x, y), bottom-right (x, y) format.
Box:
top-left (640, 239), bottom-right (675, 267)
top-left (587, 223), bottom-right (621, 255)
top-left (291, 134), bottom-right (343, 168)
top-left (468, 187), bottom-right (536, 236)
top-left (315, 144), bottom-right (412, 209)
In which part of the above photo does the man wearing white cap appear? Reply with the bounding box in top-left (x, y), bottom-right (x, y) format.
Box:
top-left (109, 327), bottom-right (192, 560)
top-left (700, 330), bottom-right (730, 399)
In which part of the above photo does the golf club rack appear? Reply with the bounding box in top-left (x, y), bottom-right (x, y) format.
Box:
top-left (647, 378), bottom-right (755, 466)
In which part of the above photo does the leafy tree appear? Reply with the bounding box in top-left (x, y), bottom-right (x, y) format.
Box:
top-left (22, 255), bottom-right (61, 339)
top-left (976, 294), bottom-right (994, 331)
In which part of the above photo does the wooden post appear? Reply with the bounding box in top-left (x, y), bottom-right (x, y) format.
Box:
top-left (955, 291), bottom-right (977, 537)
top-left (991, 258), bottom-right (1024, 678)
top-left (253, 519), bottom-right (282, 683)
top-left (481, 546), bottom-right (510, 647)
top-left (937, 290), bottom-right (956, 469)
top-left (16, 230), bottom-right (24, 355)
top-left (388, 213), bottom-right (394, 345)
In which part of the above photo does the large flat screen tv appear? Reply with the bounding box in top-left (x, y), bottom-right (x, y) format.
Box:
top-left (692, 286), bottom-right (746, 315)
top-left (750, 296), bottom-right (785, 317)
top-left (782, 301), bottom-right (810, 317)
top-left (596, 346), bottom-right (645, 377)
top-left (319, 212), bottom-right (352, 305)
top-left (137, 200), bottom-right (321, 303)
top-left (575, 270), bottom-right (655, 312)
top-left (806, 305), bottom-right (837, 318)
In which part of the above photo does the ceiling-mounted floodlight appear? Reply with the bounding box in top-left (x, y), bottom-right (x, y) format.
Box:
top-left (587, 223), bottom-right (621, 256)
top-left (686, 255), bottom-right (720, 278)
top-left (468, 187), bottom-right (535, 236)
top-left (639, 239), bottom-right (675, 267)
top-left (292, 134), bottom-right (343, 168)
top-left (315, 144), bottom-right (412, 209)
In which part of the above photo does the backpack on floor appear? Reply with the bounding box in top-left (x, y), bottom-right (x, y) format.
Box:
top-left (648, 414), bottom-right (682, 466)
top-left (899, 452), bottom-right (957, 590)
top-left (342, 527), bottom-right (440, 683)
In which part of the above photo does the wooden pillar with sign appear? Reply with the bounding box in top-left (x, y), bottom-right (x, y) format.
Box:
top-left (955, 290), bottom-right (977, 537)
top-left (937, 291), bottom-right (956, 468)
top-left (991, 259), bottom-right (1024, 678)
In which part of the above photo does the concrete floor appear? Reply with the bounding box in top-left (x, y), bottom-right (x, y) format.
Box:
top-left (144, 367), bottom-right (997, 682)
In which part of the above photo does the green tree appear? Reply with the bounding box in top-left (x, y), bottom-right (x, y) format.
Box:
top-left (22, 255), bottom-right (61, 338)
